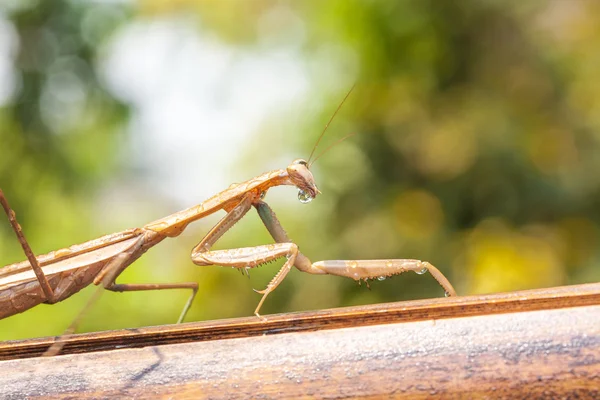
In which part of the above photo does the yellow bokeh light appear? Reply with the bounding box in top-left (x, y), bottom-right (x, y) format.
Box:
top-left (459, 219), bottom-right (565, 294)
top-left (393, 189), bottom-right (444, 240)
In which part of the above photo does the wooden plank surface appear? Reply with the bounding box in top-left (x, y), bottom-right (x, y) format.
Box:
top-left (0, 283), bottom-right (599, 398)
top-left (0, 303), bottom-right (598, 398)
top-left (1, 282), bottom-right (599, 361)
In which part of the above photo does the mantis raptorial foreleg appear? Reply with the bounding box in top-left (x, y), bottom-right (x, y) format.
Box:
top-left (190, 194), bottom-right (298, 315)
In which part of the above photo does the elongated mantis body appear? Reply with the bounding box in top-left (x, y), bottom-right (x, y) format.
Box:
top-left (0, 91), bottom-right (456, 348)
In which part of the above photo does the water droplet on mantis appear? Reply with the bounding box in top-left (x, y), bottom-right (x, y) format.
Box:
top-left (377, 276), bottom-right (386, 281)
top-left (297, 189), bottom-right (313, 204)
top-left (445, 291), bottom-right (451, 297)
top-left (416, 266), bottom-right (428, 275)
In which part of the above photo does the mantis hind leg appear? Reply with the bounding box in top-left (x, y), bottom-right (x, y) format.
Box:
top-left (106, 282), bottom-right (198, 324)
top-left (0, 189), bottom-right (57, 302)
top-left (45, 233), bottom-right (199, 356)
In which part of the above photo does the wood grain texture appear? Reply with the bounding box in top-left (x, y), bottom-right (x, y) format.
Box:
top-left (0, 303), bottom-right (598, 399)
top-left (1, 282), bottom-right (599, 361)
top-left (0, 282), bottom-right (599, 398)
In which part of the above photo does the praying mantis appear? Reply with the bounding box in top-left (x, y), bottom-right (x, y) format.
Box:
top-left (0, 88), bottom-right (456, 346)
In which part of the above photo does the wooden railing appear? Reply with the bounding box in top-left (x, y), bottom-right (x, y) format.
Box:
top-left (0, 282), bottom-right (599, 398)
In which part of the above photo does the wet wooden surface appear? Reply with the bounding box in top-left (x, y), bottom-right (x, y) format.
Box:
top-left (1, 283), bottom-right (599, 399)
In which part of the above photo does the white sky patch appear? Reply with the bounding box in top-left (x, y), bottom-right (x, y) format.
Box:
top-left (0, 13), bottom-right (18, 106)
top-left (100, 16), bottom-right (308, 206)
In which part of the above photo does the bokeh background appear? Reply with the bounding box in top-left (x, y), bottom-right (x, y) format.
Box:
top-left (2, 0), bottom-right (600, 340)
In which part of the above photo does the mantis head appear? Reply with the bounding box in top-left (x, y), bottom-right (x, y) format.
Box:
top-left (287, 159), bottom-right (320, 203)
top-left (287, 85), bottom-right (355, 204)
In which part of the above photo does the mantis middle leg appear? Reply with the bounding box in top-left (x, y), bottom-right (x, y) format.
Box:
top-left (254, 201), bottom-right (457, 298)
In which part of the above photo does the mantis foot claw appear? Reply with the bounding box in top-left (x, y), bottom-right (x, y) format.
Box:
top-left (253, 287), bottom-right (270, 295)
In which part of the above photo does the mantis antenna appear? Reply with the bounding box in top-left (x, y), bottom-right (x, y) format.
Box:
top-left (306, 84), bottom-right (356, 166)
top-left (309, 132), bottom-right (357, 168)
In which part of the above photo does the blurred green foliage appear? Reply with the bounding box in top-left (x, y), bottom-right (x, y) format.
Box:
top-left (1, 0), bottom-right (600, 340)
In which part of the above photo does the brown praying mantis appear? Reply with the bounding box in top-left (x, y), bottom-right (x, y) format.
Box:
top-left (0, 88), bottom-right (456, 345)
